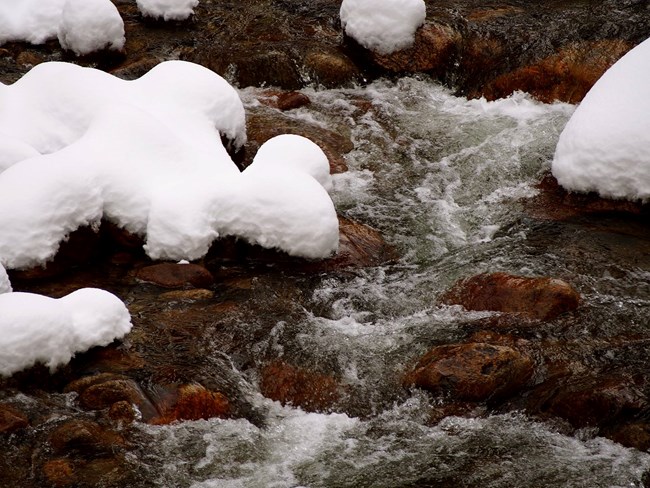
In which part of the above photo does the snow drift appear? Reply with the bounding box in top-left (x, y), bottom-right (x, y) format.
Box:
top-left (552, 37), bottom-right (650, 201)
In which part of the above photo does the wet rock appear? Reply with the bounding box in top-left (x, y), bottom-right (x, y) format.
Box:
top-left (369, 23), bottom-right (461, 75)
top-left (68, 375), bottom-right (158, 421)
top-left (304, 49), bottom-right (362, 87)
top-left (542, 374), bottom-right (647, 428)
top-left (73, 346), bottom-right (146, 375)
top-left (0, 404), bottom-right (29, 434)
top-left (276, 91), bottom-right (311, 111)
top-left (108, 401), bottom-right (138, 424)
top-left (49, 419), bottom-right (126, 457)
top-left (481, 40), bottom-right (633, 103)
top-left (606, 423), bottom-right (650, 451)
top-left (158, 288), bottom-right (215, 301)
top-left (149, 383), bottom-right (231, 424)
top-left (442, 272), bottom-right (581, 321)
top-left (43, 459), bottom-right (75, 488)
top-left (309, 216), bottom-right (399, 271)
top-left (244, 110), bottom-right (352, 174)
top-left (260, 361), bottom-right (341, 412)
top-left (135, 262), bottom-right (214, 289)
top-left (528, 173), bottom-right (649, 222)
top-left (405, 342), bottom-right (534, 402)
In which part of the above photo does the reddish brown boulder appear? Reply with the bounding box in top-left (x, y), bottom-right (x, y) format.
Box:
top-left (405, 342), bottom-right (534, 402)
top-left (370, 23), bottom-right (461, 75)
top-left (442, 272), bottom-right (581, 321)
top-left (276, 91), bottom-right (311, 111)
top-left (67, 374), bottom-right (158, 421)
top-left (49, 420), bottom-right (126, 457)
top-left (135, 262), bottom-right (214, 289)
top-left (480, 40), bottom-right (632, 103)
top-left (310, 216), bottom-right (399, 271)
top-left (0, 404), bottom-right (29, 434)
top-left (108, 401), bottom-right (138, 424)
top-left (260, 361), bottom-right (341, 412)
top-left (43, 459), bottom-right (74, 488)
top-left (304, 50), bottom-right (362, 88)
top-left (606, 423), bottom-right (650, 451)
top-left (149, 384), bottom-right (230, 425)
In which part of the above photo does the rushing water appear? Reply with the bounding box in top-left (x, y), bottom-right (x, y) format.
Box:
top-left (129, 77), bottom-right (650, 487)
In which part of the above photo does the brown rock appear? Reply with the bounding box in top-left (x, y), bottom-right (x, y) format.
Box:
top-left (108, 401), bottom-right (138, 424)
top-left (304, 50), bottom-right (362, 88)
top-left (135, 262), bottom-right (214, 289)
top-left (544, 374), bottom-right (647, 428)
top-left (75, 376), bottom-right (158, 421)
top-left (370, 23), bottom-right (461, 74)
top-left (606, 423), bottom-right (650, 451)
top-left (405, 342), bottom-right (534, 402)
top-left (0, 404), bottom-right (29, 434)
top-left (149, 383), bottom-right (231, 424)
top-left (442, 272), bottom-right (581, 321)
top-left (481, 40), bottom-right (632, 103)
top-left (158, 288), bottom-right (214, 301)
top-left (43, 459), bottom-right (75, 488)
top-left (49, 420), bottom-right (125, 457)
top-left (310, 216), bottom-right (399, 271)
top-left (276, 91), bottom-right (311, 111)
top-left (260, 361), bottom-right (341, 412)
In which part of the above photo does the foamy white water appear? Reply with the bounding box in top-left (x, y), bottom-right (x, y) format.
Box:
top-left (139, 78), bottom-right (650, 487)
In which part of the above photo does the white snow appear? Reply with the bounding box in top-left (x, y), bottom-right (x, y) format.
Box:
top-left (136, 0), bottom-right (199, 20)
top-left (552, 37), bottom-right (650, 201)
top-left (0, 61), bottom-right (338, 269)
top-left (0, 263), bottom-right (11, 294)
top-left (245, 134), bottom-right (333, 192)
top-left (340, 0), bottom-right (426, 55)
top-left (58, 0), bottom-right (125, 56)
top-left (0, 288), bottom-right (132, 376)
top-left (0, 0), bottom-right (197, 55)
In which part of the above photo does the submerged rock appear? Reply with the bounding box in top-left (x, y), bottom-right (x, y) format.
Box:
top-left (260, 361), bottom-right (341, 412)
top-left (0, 404), bottom-right (29, 434)
top-left (48, 419), bottom-right (126, 458)
top-left (149, 383), bottom-right (231, 424)
top-left (442, 272), bottom-right (581, 321)
top-left (135, 262), bottom-right (215, 289)
top-left (405, 342), bottom-right (534, 402)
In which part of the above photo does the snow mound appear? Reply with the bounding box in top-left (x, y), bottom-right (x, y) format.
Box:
top-left (0, 0), bottom-right (124, 55)
top-left (245, 134), bottom-right (333, 192)
top-left (0, 288), bottom-right (132, 376)
top-left (0, 61), bottom-right (338, 269)
top-left (340, 0), bottom-right (426, 55)
top-left (58, 0), bottom-right (125, 55)
top-left (0, 264), bottom-right (11, 294)
top-left (552, 37), bottom-right (650, 201)
top-left (137, 0), bottom-right (199, 20)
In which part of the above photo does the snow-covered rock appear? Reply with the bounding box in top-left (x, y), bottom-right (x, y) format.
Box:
top-left (0, 0), bottom-right (65, 45)
top-left (0, 288), bottom-right (132, 376)
top-left (0, 263), bottom-right (11, 294)
top-left (136, 0), bottom-right (199, 20)
top-left (340, 0), bottom-right (426, 55)
top-left (0, 61), bottom-right (338, 269)
top-left (58, 0), bottom-right (125, 55)
top-left (552, 37), bottom-right (650, 201)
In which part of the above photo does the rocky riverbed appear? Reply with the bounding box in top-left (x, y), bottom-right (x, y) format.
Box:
top-left (2, 1), bottom-right (650, 487)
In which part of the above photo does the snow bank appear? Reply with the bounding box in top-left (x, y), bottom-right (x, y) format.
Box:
top-left (0, 288), bottom-right (132, 376)
top-left (0, 0), bottom-right (124, 55)
top-left (340, 0), bottom-right (426, 55)
top-left (0, 61), bottom-right (338, 269)
top-left (552, 37), bottom-right (650, 201)
top-left (0, 264), bottom-right (11, 294)
top-left (137, 0), bottom-right (199, 20)
top-left (0, 0), bottom-right (198, 55)
top-left (58, 0), bottom-right (125, 55)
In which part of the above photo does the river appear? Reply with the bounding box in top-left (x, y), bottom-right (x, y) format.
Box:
top-left (124, 77), bottom-right (650, 487)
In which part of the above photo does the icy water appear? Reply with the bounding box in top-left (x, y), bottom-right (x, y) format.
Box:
top-left (133, 78), bottom-right (650, 487)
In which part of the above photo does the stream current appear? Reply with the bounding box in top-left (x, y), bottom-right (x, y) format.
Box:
top-left (131, 77), bottom-right (650, 487)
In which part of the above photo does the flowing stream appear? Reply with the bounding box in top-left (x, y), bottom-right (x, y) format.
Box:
top-left (124, 77), bottom-right (650, 487)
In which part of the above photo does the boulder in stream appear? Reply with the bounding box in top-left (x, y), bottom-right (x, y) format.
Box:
top-left (405, 342), bottom-right (534, 402)
top-left (442, 272), bottom-right (581, 321)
